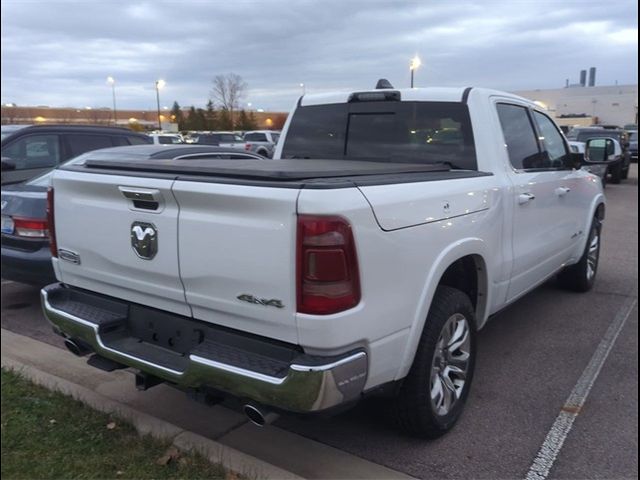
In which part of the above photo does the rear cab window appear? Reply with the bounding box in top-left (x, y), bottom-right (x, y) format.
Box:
top-left (65, 134), bottom-right (114, 158)
top-left (281, 101), bottom-right (477, 170)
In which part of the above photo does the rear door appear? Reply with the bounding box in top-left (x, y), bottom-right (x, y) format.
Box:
top-left (53, 170), bottom-right (190, 316)
top-left (172, 180), bottom-right (300, 342)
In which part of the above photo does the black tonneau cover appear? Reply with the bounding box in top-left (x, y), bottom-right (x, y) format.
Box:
top-left (84, 157), bottom-right (450, 180)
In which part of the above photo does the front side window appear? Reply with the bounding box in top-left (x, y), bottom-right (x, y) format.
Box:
top-left (496, 104), bottom-right (542, 170)
top-left (282, 101), bottom-right (477, 169)
top-left (532, 111), bottom-right (570, 169)
top-left (2, 134), bottom-right (61, 170)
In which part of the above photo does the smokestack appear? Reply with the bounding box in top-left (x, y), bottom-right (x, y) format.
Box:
top-left (580, 70), bottom-right (587, 87)
top-left (588, 67), bottom-right (596, 87)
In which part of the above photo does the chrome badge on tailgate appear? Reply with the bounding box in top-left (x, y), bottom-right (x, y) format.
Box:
top-left (131, 222), bottom-right (158, 259)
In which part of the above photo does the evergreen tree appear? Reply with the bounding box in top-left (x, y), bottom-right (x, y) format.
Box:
top-left (205, 100), bottom-right (218, 130)
top-left (248, 111), bottom-right (258, 130)
top-left (195, 108), bottom-right (208, 130)
top-left (170, 101), bottom-right (184, 130)
top-left (218, 107), bottom-right (233, 130)
top-left (185, 106), bottom-right (197, 130)
top-left (236, 109), bottom-right (250, 131)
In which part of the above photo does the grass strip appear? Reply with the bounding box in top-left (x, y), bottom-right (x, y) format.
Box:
top-left (1, 368), bottom-right (230, 479)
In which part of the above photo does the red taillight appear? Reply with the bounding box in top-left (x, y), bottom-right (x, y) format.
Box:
top-left (297, 215), bottom-right (360, 315)
top-left (46, 187), bottom-right (57, 257)
top-left (13, 217), bottom-right (48, 238)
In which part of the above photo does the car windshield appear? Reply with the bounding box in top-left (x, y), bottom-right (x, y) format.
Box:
top-left (281, 101), bottom-right (477, 169)
top-left (630, 132), bottom-right (638, 142)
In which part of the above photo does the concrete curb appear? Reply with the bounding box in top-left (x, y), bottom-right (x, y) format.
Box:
top-left (1, 355), bottom-right (303, 480)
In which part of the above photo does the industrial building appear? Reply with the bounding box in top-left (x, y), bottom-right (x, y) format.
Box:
top-left (514, 68), bottom-right (638, 128)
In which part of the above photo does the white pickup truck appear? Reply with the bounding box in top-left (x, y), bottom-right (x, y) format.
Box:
top-left (42, 84), bottom-right (606, 438)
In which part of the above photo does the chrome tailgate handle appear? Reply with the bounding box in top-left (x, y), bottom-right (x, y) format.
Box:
top-left (119, 187), bottom-right (163, 212)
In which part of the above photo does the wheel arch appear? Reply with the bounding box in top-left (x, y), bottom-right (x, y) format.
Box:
top-left (395, 240), bottom-right (491, 381)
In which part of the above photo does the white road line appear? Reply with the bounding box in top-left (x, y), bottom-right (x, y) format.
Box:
top-left (525, 296), bottom-right (638, 480)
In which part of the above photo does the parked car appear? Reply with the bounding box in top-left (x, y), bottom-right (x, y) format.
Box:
top-left (195, 132), bottom-right (244, 148)
top-left (41, 84), bottom-right (608, 438)
top-left (566, 127), bottom-right (630, 182)
top-left (244, 130), bottom-right (281, 158)
top-left (1, 125), bottom-right (152, 185)
top-left (1, 145), bottom-right (265, 285)
top-left (628, 130), bottom-right (637, 162)
top-left (148, 133), bottom-right (184, 145)
top-left (568, 138), bottom-right (623, 187)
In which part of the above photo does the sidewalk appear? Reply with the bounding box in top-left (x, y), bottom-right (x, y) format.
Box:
top-left (1, 328), bottom-right (413, 480)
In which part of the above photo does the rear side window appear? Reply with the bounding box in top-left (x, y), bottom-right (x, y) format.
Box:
top-left (66, 134), bottom-right (114, 157)
top-left (282, 101), bottom-right (477, 169)
top-left (2, 134), bottom-right (61, 170)
top-left (496, 104), bottom-right (542, 170)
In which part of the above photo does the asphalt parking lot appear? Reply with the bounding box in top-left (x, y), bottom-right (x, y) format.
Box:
top-left (2, 166), bottom-right (637, 479)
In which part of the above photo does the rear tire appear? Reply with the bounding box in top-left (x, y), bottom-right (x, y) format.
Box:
top-left (558, 216), bottom-right (601, 292)
top-left (394, 286), bottom-right (476, 438)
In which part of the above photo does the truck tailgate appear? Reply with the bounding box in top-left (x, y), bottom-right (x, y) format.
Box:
top-left (52, 170), bottom-right (190, 316)
top-left (171, 181), bottom-right (300, 343)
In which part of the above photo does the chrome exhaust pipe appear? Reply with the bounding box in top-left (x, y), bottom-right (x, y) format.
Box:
top-left (64, 338), bottom-right (92, 357)
top-left (243, 404), bottom-right (279, 427)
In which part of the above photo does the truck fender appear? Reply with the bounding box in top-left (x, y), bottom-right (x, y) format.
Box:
top-left (394, 238), bottom-right (491, 381)
top-left (575, 193), bottom-right (606, 259)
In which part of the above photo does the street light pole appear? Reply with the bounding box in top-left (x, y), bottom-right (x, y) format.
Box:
top-left (107, 76), bottom-right (117, 125)
top-left (409, 55), bottom-right (421, 88)
top-left (300, 83), bottom-right (305, 95)
top-left (155, 79), bottom-right (165, 131)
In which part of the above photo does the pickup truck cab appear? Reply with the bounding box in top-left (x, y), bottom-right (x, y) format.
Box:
top-left (41, 84), bottom-right (605, 437)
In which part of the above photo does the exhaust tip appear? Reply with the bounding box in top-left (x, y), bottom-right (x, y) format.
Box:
top-left (64, 338), bottom-right (90, 357)
top-left (244, 404), bottom-right (266, 426)
top-left (243, 404), bottom-right (279, 427)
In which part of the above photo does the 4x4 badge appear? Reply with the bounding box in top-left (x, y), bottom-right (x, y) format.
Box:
top-left (131, 222), bottom-right (158, 259)
top-left (237, 294), bottom-right (284, 309)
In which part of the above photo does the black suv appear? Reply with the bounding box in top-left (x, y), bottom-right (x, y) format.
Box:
top-left (1, 124), bottom-right (152, 185)
top-left (567, 127), bottom-right (631, 183)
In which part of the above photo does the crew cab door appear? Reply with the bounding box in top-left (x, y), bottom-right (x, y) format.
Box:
top-left (495, 102), bottom-right (579, 300)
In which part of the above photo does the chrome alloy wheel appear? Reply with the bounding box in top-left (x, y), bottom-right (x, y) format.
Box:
top-left (586, 227), bottom-right (600, 281)
top-left (430, 313), bottom-right (471, 416)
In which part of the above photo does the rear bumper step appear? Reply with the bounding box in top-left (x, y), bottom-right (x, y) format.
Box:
top-left (41, 283), bottom-right (368, 413)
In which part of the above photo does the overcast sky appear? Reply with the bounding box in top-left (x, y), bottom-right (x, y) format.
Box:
top-left (1, 0), bottom-right (637, 112)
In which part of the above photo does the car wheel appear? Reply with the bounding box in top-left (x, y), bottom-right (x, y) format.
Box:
top-left (610, 162), bottom-right (623, 184)
top-left (558, 216), bottom-right (601, 292)
top-left (394, 286), bottom-right (476, 438)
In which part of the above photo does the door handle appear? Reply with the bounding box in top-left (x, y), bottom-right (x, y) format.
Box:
top-left (555, 186), bottom-right (571, 197)
top-left (518, 193), bottom-right (536, 205)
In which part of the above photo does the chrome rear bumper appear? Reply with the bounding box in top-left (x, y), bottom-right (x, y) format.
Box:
top-left (41, 284), bottom-right (367, 413)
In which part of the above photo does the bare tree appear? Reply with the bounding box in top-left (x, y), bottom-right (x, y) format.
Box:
top-left (210, 73), bottom-right (247, 128)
